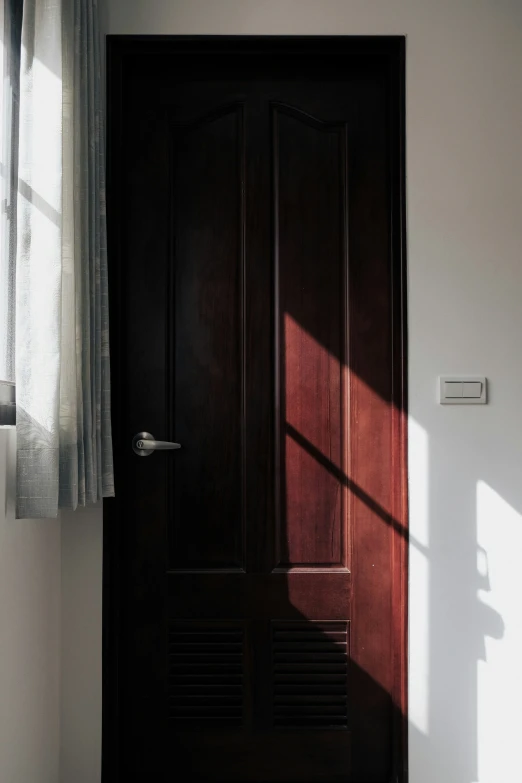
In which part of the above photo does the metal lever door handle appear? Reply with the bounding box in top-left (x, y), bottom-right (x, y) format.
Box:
top-left (132, 431), bottom-right (181, 457)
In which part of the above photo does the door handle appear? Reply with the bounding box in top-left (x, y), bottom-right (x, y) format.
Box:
top-left (132, 431), bottom-right (181, 457)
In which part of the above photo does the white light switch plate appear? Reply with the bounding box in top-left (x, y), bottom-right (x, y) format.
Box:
top-left (439, 376), bottom-right (487, 404)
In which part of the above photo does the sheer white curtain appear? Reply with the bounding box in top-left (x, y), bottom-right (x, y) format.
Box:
top-left (1, 0), bottom-right (113, 517)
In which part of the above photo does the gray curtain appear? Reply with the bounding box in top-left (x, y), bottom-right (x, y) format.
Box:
top-left (15, 0), bottom-right (113, 518)
top-left (0, 0), bottom-right (22, 385)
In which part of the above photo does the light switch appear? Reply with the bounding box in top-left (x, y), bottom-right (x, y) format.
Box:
top-left (463, 381), bottom-right (482, 398)
top-left (444, 382), bottom-right (463, 398)
top-left (439, 376), bottom-right (487, 404)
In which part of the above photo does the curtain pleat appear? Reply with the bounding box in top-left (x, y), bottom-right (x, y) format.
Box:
top-left (0, 0), bottom-right (23, 386)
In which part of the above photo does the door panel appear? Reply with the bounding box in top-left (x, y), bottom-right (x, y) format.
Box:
top-left (106, 38), bottom-right (407, 783)
top-left (275, 105), bottom-right (349, 571)
top-left (170, 105), bottom-right (245, 571)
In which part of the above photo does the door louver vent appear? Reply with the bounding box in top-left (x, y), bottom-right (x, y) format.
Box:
top-left (272, 621), bottom-right (348, 730)
top-left (168, 624), bottom-right (244, 726)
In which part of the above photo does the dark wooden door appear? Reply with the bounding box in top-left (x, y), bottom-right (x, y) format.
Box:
top-left (105, 37), bottom-right (407, 783)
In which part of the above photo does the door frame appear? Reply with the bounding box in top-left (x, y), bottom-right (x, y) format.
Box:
top-left (103, 35), bottom-right (408, 783)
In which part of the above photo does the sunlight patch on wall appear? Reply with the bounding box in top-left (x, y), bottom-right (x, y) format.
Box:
top-left (476, 480), bottom-right (521, 783)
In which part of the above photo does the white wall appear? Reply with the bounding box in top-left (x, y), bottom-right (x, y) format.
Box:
top-left (58, 1), bottom-right (522, 781)
top-left (59, 506), bottom-right (103, 783)
top-left (0, 429), bottom-right (61, 783)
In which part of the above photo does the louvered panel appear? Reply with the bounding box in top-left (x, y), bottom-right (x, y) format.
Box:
top-left (272, 622), bottom-right (348, 730)
top-left (168, 624), bottom-right (244, 726)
